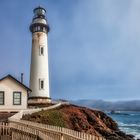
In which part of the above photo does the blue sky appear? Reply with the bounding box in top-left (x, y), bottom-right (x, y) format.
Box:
top-left (0, 0), bottom-right (140, 101)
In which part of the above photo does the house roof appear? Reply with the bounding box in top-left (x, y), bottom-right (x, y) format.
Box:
top-left (0, 74), bottom-right (31, 92)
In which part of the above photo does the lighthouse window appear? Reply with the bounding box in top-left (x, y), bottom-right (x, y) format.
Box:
top-left (41, 47), bottom-right (44, 55)
top-left (41, 26), bottom-right (43, 31)
top-left (41, 80), bottom-right (44, 89)
top-left (39, 79), bottom-right (44, 90)
top-left (35, 26), bottom-right (38, 31)
top-left (34, 27), bottom-right (36, 31)
top-left (39, 45), bottom-right (44, 55)
top-left (43, 27), bottom-right (46, 32)
top-left (38, 26), bottom-right (40, 30)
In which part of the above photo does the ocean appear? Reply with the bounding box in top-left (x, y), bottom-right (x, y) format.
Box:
top-left (108, 111), bottom-right (140, 139)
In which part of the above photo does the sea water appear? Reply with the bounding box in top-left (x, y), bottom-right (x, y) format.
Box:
top-left (109, 111), bottom-right (140, 139)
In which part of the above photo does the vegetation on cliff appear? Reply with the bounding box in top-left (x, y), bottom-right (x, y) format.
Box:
top-left (22, 104), bottom-right (134, 140)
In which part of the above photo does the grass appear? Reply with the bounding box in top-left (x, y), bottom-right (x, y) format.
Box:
top-left (23, 109), bottom-right (66, 128)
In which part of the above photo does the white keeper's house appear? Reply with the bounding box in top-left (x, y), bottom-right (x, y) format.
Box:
top-left (0, 6), bottom-right (51, 111)
top-left (0, 75), bottom-right (31, 111)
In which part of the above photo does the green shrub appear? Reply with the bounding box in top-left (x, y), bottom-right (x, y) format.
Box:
top-left (29, 110), bottom-right (66, 127)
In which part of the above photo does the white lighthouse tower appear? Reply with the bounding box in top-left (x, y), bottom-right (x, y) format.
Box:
top-left (29, 6), bottom-right (51, 104)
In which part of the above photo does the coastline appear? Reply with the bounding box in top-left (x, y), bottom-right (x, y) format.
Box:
top-left (108, 111), bottom-right (140, 139)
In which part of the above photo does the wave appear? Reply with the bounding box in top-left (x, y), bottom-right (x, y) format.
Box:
top-left (120, 128), bottom-right (140, 139)
top-left (118, 122), bottom-right (140, 127)
top-left (110, 112), bottom-right (140, 139)
top-left (109, 112), bottom-right (140, 116)
top-left (118, 122), bottom-right (140, 139)
top-left (129, 114), bottom-right (138, 116)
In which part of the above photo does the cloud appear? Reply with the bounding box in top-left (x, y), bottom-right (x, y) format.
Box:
top-left (48, 0), bottom-right (140, 100)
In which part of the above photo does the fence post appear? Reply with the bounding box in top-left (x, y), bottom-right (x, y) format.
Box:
top-left (60, 133), bottom-right (63, 140)
top-left (60, 127), bottom-right (64, 140)
top-left (11, 131), bottom-right (14, 140)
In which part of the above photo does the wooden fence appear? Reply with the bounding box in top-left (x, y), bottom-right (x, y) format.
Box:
top-left (7, 119), bottom-right (106, 140)
top-left (4, 102), bottom-right (106, 140)
top-left (0, 122), bottom-right (11, 140)
top-left (1, 101), bottom-right (106, 140)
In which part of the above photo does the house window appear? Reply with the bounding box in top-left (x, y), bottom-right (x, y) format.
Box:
top-left (39, 79), bottom-right (44, 90)
top-left (13, 92), bottom-right (21, 105)
top-left (0, 92), bottom-right (4, 105)
top-left (39, 45), bottom-right (44, 55)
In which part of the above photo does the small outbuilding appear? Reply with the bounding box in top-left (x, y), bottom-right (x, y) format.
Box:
top-left (0, 75), bottom-right (31, 112)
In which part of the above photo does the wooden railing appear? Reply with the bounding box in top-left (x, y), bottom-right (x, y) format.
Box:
top-left (0, 120), bottom-right (106, 140)
top-left (0, 122), bottom-right (11, 140)
top-left (8, 119), bottom-right (106, 140)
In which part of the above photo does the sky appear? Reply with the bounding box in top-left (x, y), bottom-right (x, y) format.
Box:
top-left (0, 0), bottom-right (140, 101)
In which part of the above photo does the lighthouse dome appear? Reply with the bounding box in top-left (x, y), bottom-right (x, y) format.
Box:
top-left (34, 6), bottom-right (46, 16)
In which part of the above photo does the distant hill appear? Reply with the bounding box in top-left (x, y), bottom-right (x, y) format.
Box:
top-left (71, 100), bottom-right (140, 111)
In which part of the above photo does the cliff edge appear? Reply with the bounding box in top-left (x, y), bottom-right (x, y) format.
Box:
top-left (22, 104), bottom-right (134, 140)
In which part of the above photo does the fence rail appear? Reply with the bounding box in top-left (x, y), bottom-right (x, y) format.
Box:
top-left (0, 120), bottom-right (106, 140)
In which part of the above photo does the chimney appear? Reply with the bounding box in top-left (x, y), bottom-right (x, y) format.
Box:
top-left (21, 73), bottom-right (24, 83)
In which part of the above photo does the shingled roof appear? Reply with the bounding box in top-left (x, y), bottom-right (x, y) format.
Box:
top-left (0, 74), bottom-right (31, 91)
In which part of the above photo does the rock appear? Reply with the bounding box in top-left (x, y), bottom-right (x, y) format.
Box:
top-left (126, 134), bottom-right (135, 138)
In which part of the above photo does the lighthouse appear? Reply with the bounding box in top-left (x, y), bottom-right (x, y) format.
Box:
top-left (29, 6), bottom-right (51, 104)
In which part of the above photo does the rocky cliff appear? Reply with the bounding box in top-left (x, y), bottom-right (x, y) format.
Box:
top-left (22, 104), bottom-right (134, 140)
